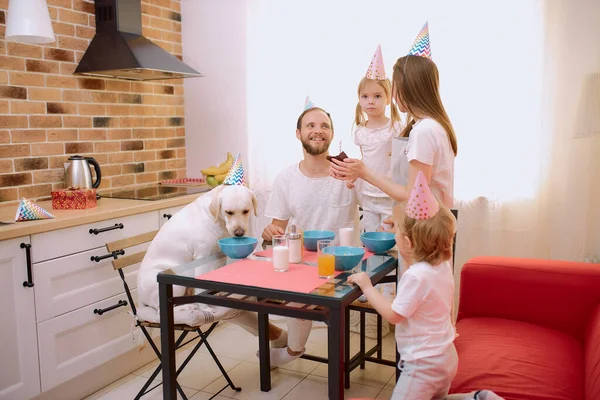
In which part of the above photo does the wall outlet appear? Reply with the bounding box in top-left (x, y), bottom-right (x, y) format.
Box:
top-left (585, 254), bottom-right (599, 263)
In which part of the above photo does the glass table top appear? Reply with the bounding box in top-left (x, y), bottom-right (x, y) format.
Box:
top-left (160, 251), bottom-right (397, 300)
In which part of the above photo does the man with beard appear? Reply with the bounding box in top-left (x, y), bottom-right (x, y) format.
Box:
top-left (260, 106), bottom-right (358, 367)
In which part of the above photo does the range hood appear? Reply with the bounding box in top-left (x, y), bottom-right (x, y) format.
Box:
top-left (74, 0), bottom-right (201, 81)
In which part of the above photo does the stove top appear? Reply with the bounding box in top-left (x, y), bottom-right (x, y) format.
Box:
top-left (100, 184), bottom-right (211, 201)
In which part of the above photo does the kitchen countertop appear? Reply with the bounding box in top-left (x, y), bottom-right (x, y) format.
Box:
top-left (0, 193), bottom-right (204, 241)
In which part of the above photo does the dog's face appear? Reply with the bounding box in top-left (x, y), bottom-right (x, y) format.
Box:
top-left (209, 185), bottom-right (258, 237)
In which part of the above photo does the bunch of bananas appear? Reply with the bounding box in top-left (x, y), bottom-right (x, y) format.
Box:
top-left (201, 152), bottom-right (233, 187)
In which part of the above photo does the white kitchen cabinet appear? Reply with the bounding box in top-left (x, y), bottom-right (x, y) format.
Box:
top-left (37, 290), bottom-right (142, 392)
top-left (159, 204), bottom-right (187, 227)
top-left (0, 195), bottom-right (201, 398)
top-left (0, 236), bottom-right (41, 400)
top-left (33, 242), bottom-right (149, 322)
top-left (31, 211), bottom-right (158, 263)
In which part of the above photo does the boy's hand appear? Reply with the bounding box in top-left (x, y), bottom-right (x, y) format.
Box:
top-left (347, 272), bottom-right (372, 290)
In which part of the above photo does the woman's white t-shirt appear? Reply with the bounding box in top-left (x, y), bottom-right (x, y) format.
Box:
top-left (405, 118), bottom-right (455, 208)
top-left (391, 260), bottom-right (455, 361)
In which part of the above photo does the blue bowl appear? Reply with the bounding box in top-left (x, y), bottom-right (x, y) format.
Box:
top-left (322, 246), bottom-right (366, 271)
top-left (218, 237), bottom-right (258, 259)
top-left (303, 230), bottom-right (336, 251)
top-left (360, 231), bottom-right (396, 254)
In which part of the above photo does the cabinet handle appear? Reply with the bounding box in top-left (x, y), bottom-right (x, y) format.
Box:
top-left (20, 243), bottom-right (34, 288)
top-left (163, 213), bottom-right (172, 220)
top-left (89, 223), bottom-right (124, 235)
top-left (94, 300), bottom-right (127, 316)
top-left (91, 249), bottom-right (125, 263)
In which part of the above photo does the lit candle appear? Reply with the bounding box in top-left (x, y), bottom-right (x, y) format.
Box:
top-left (273, 245), bottom-right (289, 272)
top-left (339, 227), bottom-right (354, 247)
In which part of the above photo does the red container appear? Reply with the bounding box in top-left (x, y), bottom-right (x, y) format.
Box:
top-left (51, 188), bottom-right (97, 210)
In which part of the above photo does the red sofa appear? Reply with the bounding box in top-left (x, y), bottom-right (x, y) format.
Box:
top-left (450, 257), bottom-right (600, 400)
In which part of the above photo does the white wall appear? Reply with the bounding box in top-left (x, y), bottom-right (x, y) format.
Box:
top-left (182, 0), bottom-right (248, 177)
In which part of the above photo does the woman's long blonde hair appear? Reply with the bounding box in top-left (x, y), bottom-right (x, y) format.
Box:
top-left (354, 77), bottom-right (401, 133)
top-left (393, 55), bottom-right (458, 156)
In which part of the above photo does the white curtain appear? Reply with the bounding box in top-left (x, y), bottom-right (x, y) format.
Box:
top-left (453, 0), bottom-right (600, 274)
top-left (244, 0), bottom-right (600, 277)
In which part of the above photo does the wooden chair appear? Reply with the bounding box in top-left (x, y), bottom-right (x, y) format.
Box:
top-left (104, 231), bottom-right (241, 400)
top-left (346, 209), bottom-right (459, 386)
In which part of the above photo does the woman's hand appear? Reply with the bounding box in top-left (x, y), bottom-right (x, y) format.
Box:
top-left (330, 158), bottom-right (367, 181)
top-left (345, 178), bottom-right (357, 189)
top-left (346, 272), bottom-right (373, 291)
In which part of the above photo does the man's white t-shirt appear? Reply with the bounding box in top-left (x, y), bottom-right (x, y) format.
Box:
top-left (391, 260), bottom-right (455, 361)
top-left (405, 118), bottom-right (455, 208)
top-left (265, 162), bottom-right (357, 231)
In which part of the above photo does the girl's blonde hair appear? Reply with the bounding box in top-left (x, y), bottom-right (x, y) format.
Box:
top-left (354, 77), bottom-right (401, 133)
top-left (398, 204), bottom-right (456, 266)
top-left (392, 55), bottom-right (458, 156)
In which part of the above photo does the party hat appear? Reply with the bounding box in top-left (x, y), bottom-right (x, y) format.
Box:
top-left (365, 45), bottom-right (386, 80)
top-left (408, 22), bottom-right (431, 59)
top-left (15, 198), bottom-right (55, 222)
top-left (222, 152), bottom-right (246, 186)
top-left (405, 171), bottom-right (439, 220)
top-left (304, 96), bottom-right (315, 111)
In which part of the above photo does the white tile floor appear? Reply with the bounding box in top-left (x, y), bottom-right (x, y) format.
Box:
top-left (85, 319), bottom-right (398, 400)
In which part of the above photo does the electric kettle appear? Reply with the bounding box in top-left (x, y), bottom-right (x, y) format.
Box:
top-left (64, 155), bottom-right (102, 189)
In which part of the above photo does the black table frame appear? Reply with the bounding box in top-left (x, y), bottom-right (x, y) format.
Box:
top-left (157, 253), bottom-right (397, 400)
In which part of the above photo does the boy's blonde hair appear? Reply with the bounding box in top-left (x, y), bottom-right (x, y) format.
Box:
top-left (354, 77), bottom-right (401, 132)
top-left (398, 204), bottom-right (456, 266)
top-left (392, 55), bottom-right (458, 156)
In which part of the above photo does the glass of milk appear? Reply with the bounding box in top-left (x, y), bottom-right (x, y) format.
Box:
top-left (339, 221), bottom-right (355, 247)
top-left (272, 235), bottom-right (289, 272)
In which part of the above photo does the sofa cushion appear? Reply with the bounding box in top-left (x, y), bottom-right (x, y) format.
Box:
top-left (450, 317), bottom-right (584, 400)
top-left (585, 304), bottom-right (600, 400)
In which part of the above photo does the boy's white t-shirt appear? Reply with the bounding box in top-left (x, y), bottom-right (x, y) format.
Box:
top-left (405, 118), bottom-right (455, 208)
top-left (391, 260), bottom-right (455, 361)
top-left (354, 120), bottom-right (399, 198)
top-left (265, 162), bottom-right (357, 231)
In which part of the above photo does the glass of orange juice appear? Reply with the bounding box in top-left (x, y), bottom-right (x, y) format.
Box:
top-left (317, 240), bottom-right (335, 279)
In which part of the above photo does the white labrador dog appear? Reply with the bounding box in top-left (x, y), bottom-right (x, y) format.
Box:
top-left (137, 184), bottom-right (258, 317)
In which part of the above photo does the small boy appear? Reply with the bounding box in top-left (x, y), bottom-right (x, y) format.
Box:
top-left (348, 171), bottom-right (457, 399)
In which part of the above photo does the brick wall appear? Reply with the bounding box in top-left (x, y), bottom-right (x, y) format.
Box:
top-left (0, 0), bottom-right (187, 204)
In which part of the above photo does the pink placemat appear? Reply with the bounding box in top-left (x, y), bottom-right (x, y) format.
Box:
top-left (196, 259), bottom-right (341, 294)
top-left (254, 248), bottom-right (375, 263)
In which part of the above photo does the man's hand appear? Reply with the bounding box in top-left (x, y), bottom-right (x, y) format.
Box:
top-left (377, 217), bottom-right (395, 232)
top-left (346, 272), bottom-right (373, 291)
top-left (330, 158), bottom-right (366, 181)
top-left (262, 224), bottom-right (285, 242)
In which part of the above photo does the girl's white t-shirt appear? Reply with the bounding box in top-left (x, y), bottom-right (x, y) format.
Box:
top-left (391, 260), bottom-right (455, 361)
top-left (354, 120), bottom-right (401, 198)
top-left (405, 118), bottom-right (455, 208)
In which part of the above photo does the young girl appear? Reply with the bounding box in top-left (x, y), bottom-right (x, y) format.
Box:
top-left (331, 23), bottom-right (458, 223)
top-left (348, 171), bottom-right (458, 399)
top-left (352, 45), bottom-right (402, 233)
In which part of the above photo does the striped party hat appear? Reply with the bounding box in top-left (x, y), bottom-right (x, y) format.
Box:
top-left (304, 96), bottom-right (315, 111)
top-left (365, 45), bottom-right (386, 80)
top-left (222, 152), bottom-right (246, 186)
top-left (15, 198), bottom-right (55, 222)
top-left (405, 171), bottom-right (439, 220)
top-left (408, 22), bottom-right (431, 59)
